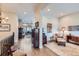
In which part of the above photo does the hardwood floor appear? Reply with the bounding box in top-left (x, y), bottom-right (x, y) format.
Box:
top-left (27, 47), bottom-right (57, 56)
top-left (15, 35), bottom-right (57, 56)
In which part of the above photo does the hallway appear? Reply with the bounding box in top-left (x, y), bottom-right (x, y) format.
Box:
top-left (16, 35), bottom-right (57, 56)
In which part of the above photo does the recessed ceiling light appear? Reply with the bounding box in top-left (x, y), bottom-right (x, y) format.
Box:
top-left (48, 9), bottom-right (50, 11)
top-left (24, 12), bottom-right (27, 14)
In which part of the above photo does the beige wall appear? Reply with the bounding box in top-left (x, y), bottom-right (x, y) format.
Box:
top-left (59, 13), bottom-right (79, 30)
top-left (0, 11), bottom-right (18, 42)
top-left (42, 16), bottom-right (59, 41)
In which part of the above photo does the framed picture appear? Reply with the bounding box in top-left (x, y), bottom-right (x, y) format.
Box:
top-left (68, 25), bottom-right (79, 31)
top-left (0, 24), bottom-right (11, 32)
top-left (47, 23), bottom-right (52, 33)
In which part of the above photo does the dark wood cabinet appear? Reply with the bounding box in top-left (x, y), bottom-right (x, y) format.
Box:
top-left (42, 33), bottom-right (47, 45)
top-left (67, 35), bottom-right (79, 45)
top-left (18, 27), bottom-right (24, 39)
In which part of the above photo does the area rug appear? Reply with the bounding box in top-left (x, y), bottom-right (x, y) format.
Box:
top-left (45, 42), bottom-right (79, 56)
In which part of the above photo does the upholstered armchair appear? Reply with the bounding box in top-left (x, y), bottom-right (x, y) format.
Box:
top-left (54, 31), bottom-right (67, 46)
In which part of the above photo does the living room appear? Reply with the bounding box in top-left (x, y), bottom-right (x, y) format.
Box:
top-left (0, 3), bottom-right (79, 56)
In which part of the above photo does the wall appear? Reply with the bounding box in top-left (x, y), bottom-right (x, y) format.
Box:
top-left (0, 11), bottom-right (18, 43)
top-left (59, 13), bottom-right (79, 36)
top-left (42, 16), bottom-right (59, 41)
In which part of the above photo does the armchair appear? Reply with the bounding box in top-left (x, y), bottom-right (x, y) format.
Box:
top-left (54, 31), bottom-right (67, 46)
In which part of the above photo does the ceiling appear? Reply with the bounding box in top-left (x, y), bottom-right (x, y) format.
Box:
top-left (1, 3), bottom-right (79, 23)
top-left (0, 3), bottom-right (38, 23)
top-left (42, 3), bottom-right (79, 18)
top-left (0, 3), bottom-right (47, 23)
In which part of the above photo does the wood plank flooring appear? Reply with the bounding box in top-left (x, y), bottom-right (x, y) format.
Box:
top-left (27, 47), bottom-right (57, 56)
top-left (15, 35), bottom-right (57, 56)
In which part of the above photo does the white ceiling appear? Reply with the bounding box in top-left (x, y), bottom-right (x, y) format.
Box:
top-left (1, 3), bottom-right (79, 23)
top-left (42, 3), bottom-right (79, 18)
top-left (1, 3), bottom-right (37, 18)
top-left (0, 3), bottom-right (47, 23)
